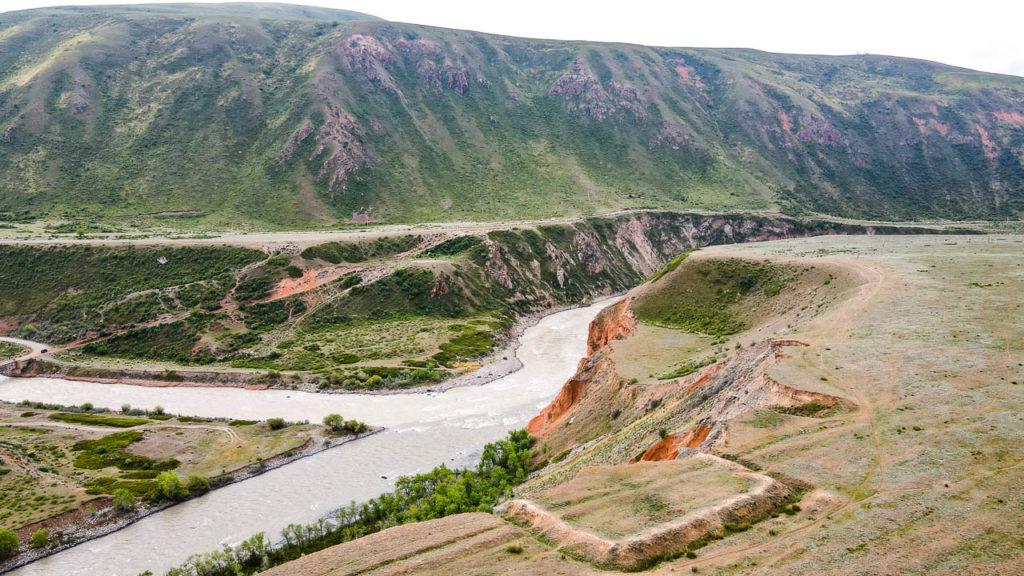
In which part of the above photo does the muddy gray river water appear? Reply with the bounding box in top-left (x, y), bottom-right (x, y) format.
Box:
top-left (0, 299), bottom-right (611, 576)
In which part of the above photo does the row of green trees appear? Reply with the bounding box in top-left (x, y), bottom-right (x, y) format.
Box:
top-left (154, 429), bottom-right (535, 576)
top-left (322, 414), bottom-right (369, 435)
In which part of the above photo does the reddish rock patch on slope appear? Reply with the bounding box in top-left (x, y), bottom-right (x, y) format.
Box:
top-left (586, 298), bottom-right (636, 356)
top-left (637, 424), bottom-right (712, 462)
top-left (527, 376), bottom-right (589, 439)
top-left (993, 110), bottom-right (1024, 125)
top-left (637, 434), bottom-right (686, 462)
top-left (270, 269), bottom-right (318, 300)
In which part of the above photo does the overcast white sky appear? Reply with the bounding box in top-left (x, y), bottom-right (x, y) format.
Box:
top-left (3, 0), bottom-right (1023, 76)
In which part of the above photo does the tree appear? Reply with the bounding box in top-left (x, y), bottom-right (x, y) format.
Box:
top-left (0, 529), bottom-right (18, 560)
top-left (156, 471), bottom-right (188, 501)
top-left (323, 413), bottom-right (345, 433)
top-left (29, 529), bottom-right (48, 548)
top-left (112, 489), bottom-right (136, 512)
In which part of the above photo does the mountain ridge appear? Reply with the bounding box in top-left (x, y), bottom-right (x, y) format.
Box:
top-left (1, 3), bottom-right (1022, 228)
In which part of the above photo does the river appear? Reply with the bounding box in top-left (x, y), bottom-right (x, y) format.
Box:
top-left (0, 299), bottom-right (612, 576)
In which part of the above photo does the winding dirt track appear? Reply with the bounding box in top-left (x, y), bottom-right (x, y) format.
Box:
top-left (0, 336), bottom-right (51, 362)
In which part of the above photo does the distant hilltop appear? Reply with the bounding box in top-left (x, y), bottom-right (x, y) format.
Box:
top-left (1, 3), bottom-right (1022, 228)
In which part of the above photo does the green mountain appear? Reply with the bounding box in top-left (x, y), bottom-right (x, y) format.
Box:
top-left (1, 3), bottom-right (1022, 228)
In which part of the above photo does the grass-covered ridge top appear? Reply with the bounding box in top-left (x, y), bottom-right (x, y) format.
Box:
top-left (301, 235), bottom-right (422, 263)
top-left (632, 257), bottom-right (801, 336)
top-left (0, 5), bottom-right (1022, 230)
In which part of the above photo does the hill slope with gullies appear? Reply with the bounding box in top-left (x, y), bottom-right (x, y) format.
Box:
top-left (253, 234), bottom-right (1024, 576)
top-left (1, 3), bottom-right (1024, 228)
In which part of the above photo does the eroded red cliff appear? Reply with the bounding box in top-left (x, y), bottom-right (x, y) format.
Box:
top-left (527, 298), bottom-right (636, 439)
top-left (585, 298), bottom-right (636, 357)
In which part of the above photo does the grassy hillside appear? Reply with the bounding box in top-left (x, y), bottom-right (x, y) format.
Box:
top-left (1, 4), bottom-right (1022, 228)
top-left (1, 212), bottom-right (924, 389)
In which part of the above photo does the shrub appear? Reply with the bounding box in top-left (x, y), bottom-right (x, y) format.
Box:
top-left (338, 274), bottom-right (362, 290)
top-left (72, 431), bottom-right (178, 473)
top-left (84, 319), bottom-right (203, 363)
top-left (267, 418), bottom-right (287, 430)
top-left (657, 358), bottom-right (714, 380)
top-left (49, 412), bottom-right (149, 428)
top-left (432, 329), bottom-right (495, 367)
top-left (244, 298), bottom-right (306, 330)
top-left (112, 489), bottom-right (136, 512)
top-left (234, 277), bottom-right (273, 302)
top-left (724, 522), bottom-right (750, 532)
top-left (302, 236), bottom-right (420, 264)
top-left (343, 419), bottom-right (368, 434)
top-left (422, 235), bottom-right (483, 257)
top-left (0, 529), bottom-right (18, 559)
top-left (29, 529), bottom-right (48, 549)
top-left (187, 475), bottom-right (211, 495)
top-left (156, 472), bottom-right (188, 501)
top-left (505, 544), bottom-right (523, 554)
top-left (84, 477), bottom-right (157, 499)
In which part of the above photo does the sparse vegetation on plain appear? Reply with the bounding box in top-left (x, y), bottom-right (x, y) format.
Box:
top-left (49, 413), bottom-right (150, 428)
top-left (0, 401), bottom-right (317, 534)
top-left (0, 342), bottom-right (29, 360)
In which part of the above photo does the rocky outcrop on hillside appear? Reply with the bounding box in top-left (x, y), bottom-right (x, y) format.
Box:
top-left (549, 58), bottom-right (646, 121)
top-left (461, 211), bottom-right (941, 316)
